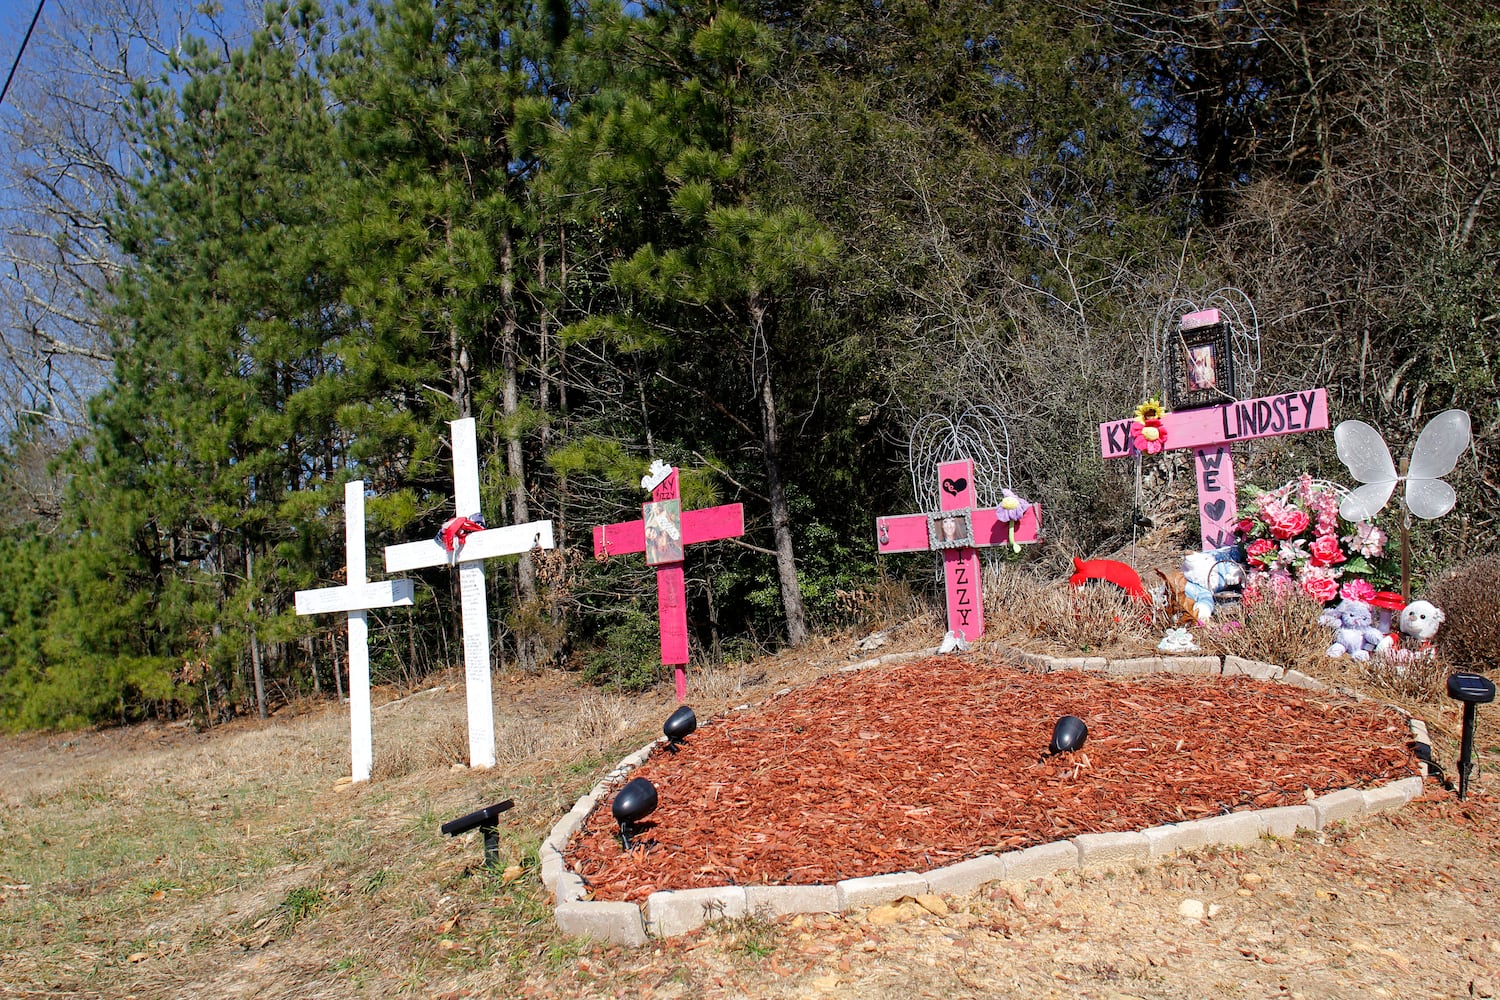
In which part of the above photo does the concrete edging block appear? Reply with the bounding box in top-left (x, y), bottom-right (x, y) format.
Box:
top-left (1106, 658), bottom-right (1163, 676)
top-left (923, 854), bottom-right (1008, 896)
top-left (1257, 805), bottom-right (1316, 838)
top-left (1163, 655), bottom-right (1223, 675)
top-left (835, 872), bottom-right (929, 910)
top-left (1311, 788), bottom-right (1366, 828)
top-left (1191, 811), bottom-right (1264, 849)
top-left (553, 870), bottom-right (587, 906)
top-left (1280, 669), bottom-right (1327, 690)
top-left (647, 886), bottom-right (748, 937)
top-left (1074, 831), bottom-right (1150, 868)
top-left (555, 901), bottom-right (648, 947)
top-left (1141, 821), bottom-right (1212, 858)
top-left (1222, 656), bottom-right (1285, 680)
top-left (539, 848), bottom-right (565, 890)
top-left (745, 884), bottom-right (840, 918)
top-left (1364, 776), bottom-right (1422, 814)
top-left (1001, 841), bottom-right (1078, 880)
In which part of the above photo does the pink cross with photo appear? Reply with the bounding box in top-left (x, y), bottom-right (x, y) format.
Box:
top-left (875, 458), bottom-right (1042, 641)
top-left (593, 463), bottom-right (745, 701)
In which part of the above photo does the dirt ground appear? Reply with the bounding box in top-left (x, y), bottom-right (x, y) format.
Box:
top-left (2, 628), bottom-right (1498, 999)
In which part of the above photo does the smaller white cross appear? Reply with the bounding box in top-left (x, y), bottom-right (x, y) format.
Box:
top-left (384, 417), bottom-right (555, 769)
top-left (295, 480), bottom-right (415, 783)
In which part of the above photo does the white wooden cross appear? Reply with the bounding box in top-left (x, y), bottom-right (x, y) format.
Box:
top-left (295, 480), bottom-right (415, 783)
top-left (384, 417), bottom-right (555, 770)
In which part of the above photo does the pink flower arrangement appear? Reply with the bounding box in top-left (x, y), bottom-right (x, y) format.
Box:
top-left (1129, 419), bottom-right (1166, 454)
top-left (1236, 475), bottom-right (1396, 604)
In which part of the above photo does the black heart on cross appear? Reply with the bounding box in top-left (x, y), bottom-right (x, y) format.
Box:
top-left (1204, 499), bottom-right (1227, 521)
top-left (941, 477), bottom-right (968, 497)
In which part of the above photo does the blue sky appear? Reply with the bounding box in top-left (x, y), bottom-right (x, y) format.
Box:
top-left (1, 0), bottom-right (47, 104)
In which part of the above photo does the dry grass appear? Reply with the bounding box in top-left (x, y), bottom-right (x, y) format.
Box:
top-left (1200, 591), bottom-right (1328, 673)
top-left (1351, 648), bottom-right (1452, 704)
top-left (984, 567), bottom-right (1161, 656)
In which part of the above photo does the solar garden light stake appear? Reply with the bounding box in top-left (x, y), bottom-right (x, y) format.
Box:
top-left (663, 705), bottom-right (697, 752)
top-left (1446, 673), bottom-right (1496, 801)
top-left (1047, 715), bottom-right (1088, 757)
top-left (612, 777), bottom-right (658, 851)
top-left (440, 799), bottom-right (515, 867)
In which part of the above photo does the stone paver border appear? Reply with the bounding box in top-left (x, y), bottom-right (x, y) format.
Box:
top-left (540, 647), bottom-right (1432, 946)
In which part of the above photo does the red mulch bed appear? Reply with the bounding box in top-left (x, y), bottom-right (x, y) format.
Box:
top-left (568, 654), bottom-right (1418, 903)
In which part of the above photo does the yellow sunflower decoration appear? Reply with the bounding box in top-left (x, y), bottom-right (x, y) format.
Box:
top-left (1133, 397), bottom-right (1166, 423)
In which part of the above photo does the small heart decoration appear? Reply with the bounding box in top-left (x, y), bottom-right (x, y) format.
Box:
top-left (941, 477), bottom-right (968, 497)
top-left (1204, 499), bottom-right (1227, 521)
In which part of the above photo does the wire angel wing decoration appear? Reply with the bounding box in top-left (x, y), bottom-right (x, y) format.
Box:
top-left (1334, 409), bottom-right (1471, 521)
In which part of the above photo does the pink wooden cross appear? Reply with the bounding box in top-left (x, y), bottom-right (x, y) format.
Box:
top-left (592, 463), bottom-right (745, 701)
top-left (1099, 312), bottom-right (1330, 550)
top-left (875, 458), bottom-right (1042, 642)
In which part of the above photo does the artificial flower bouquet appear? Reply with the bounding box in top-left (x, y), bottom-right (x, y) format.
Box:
top-left (1235, 474), bottom-right (1397, 604)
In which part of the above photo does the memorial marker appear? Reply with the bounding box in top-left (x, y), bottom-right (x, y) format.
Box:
top-left (295, 480), bottom-right (415, 783)
top-left (875, 458), bottom-right (1042, 641)
top-left (592, 461), bottom-right (745, 702)
top-left (1099, 309), bottom-right (1329, 551)
top-left (384, 418), bottom-right (555, 769)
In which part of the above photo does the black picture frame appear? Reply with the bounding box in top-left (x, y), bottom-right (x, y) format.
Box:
top-left (1167, 321), bottom-right (1237, 410)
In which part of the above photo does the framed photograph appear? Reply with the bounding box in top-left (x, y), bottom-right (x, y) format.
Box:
top-left (643, 499), bottom-right (684, 566)
top-left (927, 509), bottom-right (974, 550)
top-left (1167, 320), bottom-right (1236, 410)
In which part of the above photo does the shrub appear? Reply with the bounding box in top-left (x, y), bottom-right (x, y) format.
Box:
top-left (1204, 591), bottom-right (1327, 670)
top-left (1425, 554), bottom-right (1500, 672)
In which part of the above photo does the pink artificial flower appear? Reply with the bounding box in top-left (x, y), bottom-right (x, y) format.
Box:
top-left (1129, 419), bottom-right (1166, 455)
top-left (1246, 538), bottom-right (1276, 567)
top-left (1343, 521), bottom-right (1387, 559)
top-left (1340, 578), bottom-right (1376, 603)
top-left (1277, 538), bottom-right (1310, 567)
top-left (1268, 509), bottom-right (1310, 540)
top-left (1301, 575), bottom-right (1339, 603)
top-left (1235, 518), bottom-right (1257, 536)
top-left (1309, 534), bottom-right (1347, 567)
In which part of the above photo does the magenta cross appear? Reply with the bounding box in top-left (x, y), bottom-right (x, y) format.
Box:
top-left (1099, 339), bottom-right (1329, 550)
top-left (876, 458), bottom-right (1042, 641)
top-left (592, 465), bottom-right (745, 701)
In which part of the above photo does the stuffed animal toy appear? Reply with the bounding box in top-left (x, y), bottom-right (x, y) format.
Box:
top-left (1318, 599), bottom-right (1394, 662)
top-left (1178, 545), bottom-right (1245, 624)
top-left (1398, 599), bottom-right (1445, 655)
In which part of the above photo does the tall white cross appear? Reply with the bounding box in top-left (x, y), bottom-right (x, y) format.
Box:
top-left (295, 480), bottom-right (415, 783)
top-left (384, 417), bottom-right (555, 769)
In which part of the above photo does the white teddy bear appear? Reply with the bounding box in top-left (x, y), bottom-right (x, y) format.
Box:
top-left (1398, 599), bottom-right (1445, 655)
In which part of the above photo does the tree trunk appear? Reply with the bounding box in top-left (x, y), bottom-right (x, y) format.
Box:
top-left (749, 293), bottom-right (809, 647)
top-left (247, 549), bottom-right (266, 719)
top-left (498, 228), bottom-right (537, 600)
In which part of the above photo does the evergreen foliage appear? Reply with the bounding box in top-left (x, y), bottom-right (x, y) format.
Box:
top-left (0, 0), bottom-right (1494, 729)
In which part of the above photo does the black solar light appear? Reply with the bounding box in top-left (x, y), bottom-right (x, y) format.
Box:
top-left (663, 705), bottom-right (697, 752)
top-left (440, 799), bottom-right (515, 867)
top-left (1446, 673), bottom-right (1496, 801)
top-left (612, 776), bottom-right (658, 850)
top-left (1047, 715), bottom-right (1088, 756)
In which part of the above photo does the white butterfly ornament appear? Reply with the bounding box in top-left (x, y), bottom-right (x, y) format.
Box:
top-left (1334, 409), bottom-right (1471, 522)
